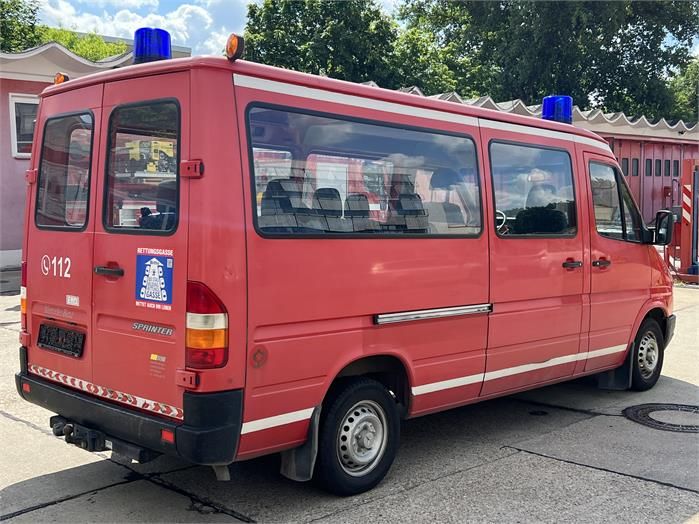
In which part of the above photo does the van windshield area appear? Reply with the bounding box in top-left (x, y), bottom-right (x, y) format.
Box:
top-left (247, 106), bottom-right (482, 237)
top-left (35, 113), bottom-right (93, 229)
top-left (104, 101), bottom-right (179, 233)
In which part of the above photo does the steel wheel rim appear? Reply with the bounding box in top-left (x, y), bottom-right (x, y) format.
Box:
top-left (637, 331), bottom-right (660, 379)
top-left (336, 400), bottom-right (388, 477)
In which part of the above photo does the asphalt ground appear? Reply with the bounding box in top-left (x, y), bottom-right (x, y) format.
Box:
top-left (0, 287), bottom-right (698, 523)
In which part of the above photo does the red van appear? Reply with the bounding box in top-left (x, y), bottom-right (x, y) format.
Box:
top-left (16, 31), bottom-right (675, 496)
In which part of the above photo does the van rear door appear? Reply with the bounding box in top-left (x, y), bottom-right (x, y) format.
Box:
top-left (25, 85), bottom-right (102, 386)
top-left (91, 72), bottom-right (190, 419)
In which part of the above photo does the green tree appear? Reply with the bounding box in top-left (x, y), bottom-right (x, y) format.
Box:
top-left (669, 58), bottom-right (699, 123)
top-left (0, 0), bottom-right (40, 52)
top-left (399, 1), bottom-right (699, 119)
top-left (391, 26), bottom-right (457, 95)
top-left (37, 27), bottom-right (127, 61)
top-left (245, 0), bottom-right (399, 87)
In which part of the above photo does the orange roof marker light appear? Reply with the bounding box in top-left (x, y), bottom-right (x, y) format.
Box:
top-left (225, 33), bottom-right (245, 62)
top-left (54, 72), bottom-right (69, 85)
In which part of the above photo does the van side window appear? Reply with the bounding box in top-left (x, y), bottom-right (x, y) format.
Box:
top-left (489, 142), bottom-right (576, 237)
top-left (247, 106), bottom-right (482, 237)
top-left (104, 101), bottom-right (179, 233)
top-left (35, 112), bottom-right (93, 229)
top-left (589, 162), bottom-right (642, 242)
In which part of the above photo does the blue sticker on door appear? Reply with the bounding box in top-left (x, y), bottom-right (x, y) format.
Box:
top-left (135, 248), bottom-right (174, 311)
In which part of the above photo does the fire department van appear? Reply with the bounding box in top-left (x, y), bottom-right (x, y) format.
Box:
top-left (16, 29), bottom-right (676, 496)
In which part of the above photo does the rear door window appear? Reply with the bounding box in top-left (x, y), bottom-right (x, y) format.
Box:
top-left (104, 101), bottom-right (179, 233)
top-left (36, 112), bottom-right (93, 229)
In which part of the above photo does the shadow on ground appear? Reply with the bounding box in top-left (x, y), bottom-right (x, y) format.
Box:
top-left (2, 375), bottom-right (698, 523)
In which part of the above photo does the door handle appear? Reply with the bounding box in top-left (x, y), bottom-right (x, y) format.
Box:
top-left (562, 259), bottom-right (583, 269)
top-left (94, 265), bottom-right (124, 277)
top-left (592, 259), bottom-right (612, 268)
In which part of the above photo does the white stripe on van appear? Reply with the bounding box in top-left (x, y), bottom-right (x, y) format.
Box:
top-left (235, 74), bottom-right (478, 127)
top-left (234, 74), bottom-right (612, 154)
top-left (241, 344), bottom-right (629, 432)
top-left (478, 119), bottom-right (613, 153)
top-left (241, 407), bottom-right (315, 435)
top-left (411, 344), bottom-right (627, 396)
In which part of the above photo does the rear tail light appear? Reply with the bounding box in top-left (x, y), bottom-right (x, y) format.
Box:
top-left (20, 261), bottom-right (27, 330)
top-left (185, 281), bottom-right (228, 369)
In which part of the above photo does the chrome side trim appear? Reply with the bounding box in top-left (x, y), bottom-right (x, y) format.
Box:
top-left (375, 303), bottom-right (492, 325)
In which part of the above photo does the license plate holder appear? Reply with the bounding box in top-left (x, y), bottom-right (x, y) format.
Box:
top-left (38, 324), bottom-right (85, 358)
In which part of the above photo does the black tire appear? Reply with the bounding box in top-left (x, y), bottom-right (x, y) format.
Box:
top-left (314, 378), bottom-right (400, 496)
top-left (630, 318), bottom-right (665, 391)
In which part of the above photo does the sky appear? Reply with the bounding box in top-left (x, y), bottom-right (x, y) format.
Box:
top-left (38, 0), bottom-right (697, 58)
top-left (37, 0), bottom-right (400, 56)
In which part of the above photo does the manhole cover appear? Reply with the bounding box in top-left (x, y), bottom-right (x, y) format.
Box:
top-left (623, 403), bottom-right (699, 433)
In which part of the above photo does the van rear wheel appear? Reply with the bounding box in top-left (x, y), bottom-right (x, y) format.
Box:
top-left (630, 318), bottom-right (664, 391)
top-left (314, 378), bottom-right (399, 496)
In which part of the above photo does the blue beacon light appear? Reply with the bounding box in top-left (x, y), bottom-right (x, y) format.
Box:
top-left (541, 95), bottom-right (573, 124)
top-left (133, 28), bottom-right (172, 64)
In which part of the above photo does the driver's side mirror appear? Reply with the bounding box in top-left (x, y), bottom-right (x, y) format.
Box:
top-left (653, 209), bottom-right (674, 246)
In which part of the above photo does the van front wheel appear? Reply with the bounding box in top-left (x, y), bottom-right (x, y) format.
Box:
top-left (314, 378), bottom-right (399, 496)
top-left (631, 319), bottom-right (665, 391)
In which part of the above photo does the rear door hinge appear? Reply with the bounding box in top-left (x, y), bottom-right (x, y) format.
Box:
top-left (180, 160), bottom-right (204, 178)
top-left (176, 369), bottom-right (200, 389)
top-left (25, 169), bottom-right (37, 184)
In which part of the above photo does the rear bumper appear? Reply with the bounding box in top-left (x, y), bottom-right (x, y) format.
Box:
top-left (15, 346), bottom-right (242, 465)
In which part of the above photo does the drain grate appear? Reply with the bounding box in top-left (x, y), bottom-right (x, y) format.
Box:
top-left (623, 403), bottom-right (699, 433)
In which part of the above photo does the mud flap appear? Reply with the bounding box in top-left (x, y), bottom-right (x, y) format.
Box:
top-left (596, 342), bottom-right (633, 390)
top-left (279, 406), bottom-right (321, 482)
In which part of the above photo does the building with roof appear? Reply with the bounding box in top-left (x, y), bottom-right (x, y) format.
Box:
top-left (0, 39), bottom-right (191, 269)
top-left (406, 87), bottom-right (698, 223)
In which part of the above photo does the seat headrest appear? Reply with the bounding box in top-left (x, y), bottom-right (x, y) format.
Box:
top-left (395, 193), bottom-right (426, 215)
top-left (345, 193), bottom-right (370, 217)
top-left (430, 167), bottom-right (461, 190)
top-left (313, 188), bottom-right (343, 216)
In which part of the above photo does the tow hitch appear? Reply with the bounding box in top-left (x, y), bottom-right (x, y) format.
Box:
top-left (50, 415), bottom-right (161, 463)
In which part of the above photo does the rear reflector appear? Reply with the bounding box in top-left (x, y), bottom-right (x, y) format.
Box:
top-left (186, 282), bottom-right (228, 369)
top-left (20, 261), bottom-right (27, 313)
top-left (20, 261), bottom-right (27, 330)
top-left (22, 382), bottom-right (31, 393)
top-left (20, 286), bottom-right (27, 314)
top-left (161, 428), bottom-right (175, 444)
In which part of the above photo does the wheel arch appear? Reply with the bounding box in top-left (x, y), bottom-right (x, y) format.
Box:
top-left (328, 354), bottom-right (413, 417)
top-left (630, 299), bottom-right (671, 348)
top-left (280, 352), bottom-right (412, 483)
